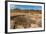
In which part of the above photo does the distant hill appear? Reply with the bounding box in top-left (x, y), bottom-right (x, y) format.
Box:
top-left (11, 9), bottom-right (41, 13)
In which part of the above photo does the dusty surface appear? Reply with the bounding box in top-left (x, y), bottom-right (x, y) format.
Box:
top-left (10, 10), bottom-right (42, 29)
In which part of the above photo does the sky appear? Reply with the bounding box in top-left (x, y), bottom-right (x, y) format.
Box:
top-left (10, 4), bottom-right (42, 10)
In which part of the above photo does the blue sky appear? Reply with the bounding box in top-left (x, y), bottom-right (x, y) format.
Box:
top-left (10, 4), bottom-right (42, 10)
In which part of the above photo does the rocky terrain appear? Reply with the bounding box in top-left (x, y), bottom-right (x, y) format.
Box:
top-left (10, 10), bottom-right (42, 29)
